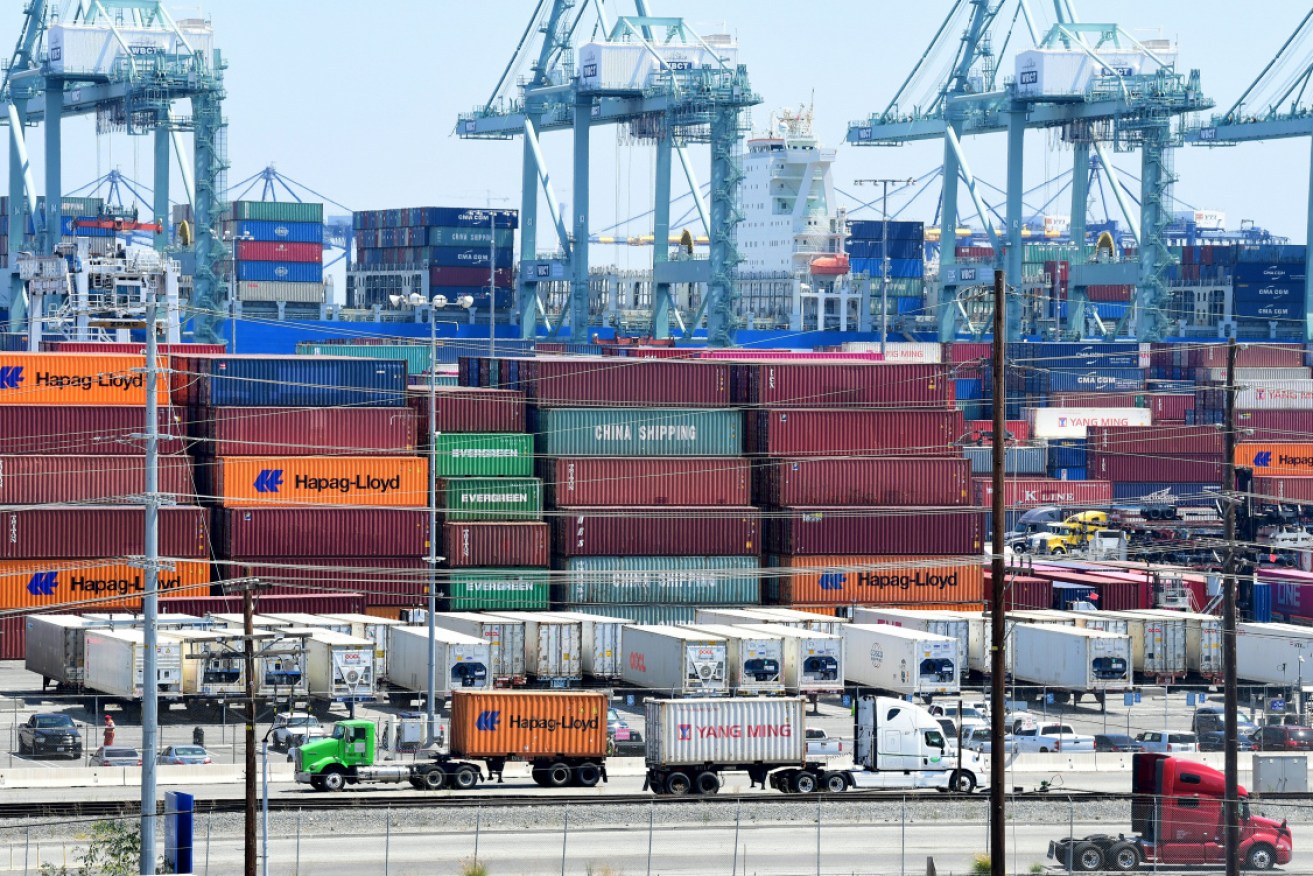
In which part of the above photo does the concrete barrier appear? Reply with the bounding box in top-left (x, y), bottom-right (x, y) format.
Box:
top-left (0, 762), bottom-right (297, 789)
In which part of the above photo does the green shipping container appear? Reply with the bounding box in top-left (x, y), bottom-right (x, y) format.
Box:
top-left (428, 226), bottom-right (516, 248)
top-left (534, 408), bottom-right (742, 457)
top-left (554, 556), bottom-right (761, 605)
top-left (233, 200), bottom-right (324, 224)
top-left (436, 433), bottom-right (533, 477)
top-left (295, 342), bottom-right (430, 376)
top-left (444, 569), bottom-right (550, 610)
top-left (441, 476), bottom-right (542, 520)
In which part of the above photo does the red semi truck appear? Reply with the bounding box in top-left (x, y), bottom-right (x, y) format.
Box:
top-left (1049, 753), bottom-right (1293, 871)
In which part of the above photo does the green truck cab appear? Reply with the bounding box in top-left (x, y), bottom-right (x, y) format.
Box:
top-left (294, 720), bottom-right (479, 792)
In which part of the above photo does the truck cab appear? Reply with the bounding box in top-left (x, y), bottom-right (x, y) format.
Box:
top-left (293, 719), bottom-right (464, 792)
top-left (852, 694), bottom-right (981, 792)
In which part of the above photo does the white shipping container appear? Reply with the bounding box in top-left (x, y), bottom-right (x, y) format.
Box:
top-left (1026, 406), bottom-right (1152, 438)
top-left (170, 629), bottom-right (265, 697)
top-left (837, 342), bottom-right (943, 363)
top-left (237, 281), bottom-right (326, 303)
top-left (948, 611), bottom-right (1013, 676)
top-left (621, 625), bottom-right (728, 695)
top-left (25, 615), bottom-right (88, 687)
top-left (1137, 609), bottom-right (1222, 678)
top-left (1107, 611), bottom-right (1189, 679)
top-left (304, 631), bottom-right (377, 703)
top-left (738, 625), bottom-right (843, 694)
top-left (1064, 611), bottom-right (1130, 636)
top-left (387, 626), bottom-right (492, 694)
top-left (253, 630), bottom-right (310, 699)
top-left (47, 23), bottom-right (214, 76)
top-left (83, 628), bottom-right (183, 700)
top-left (538, 610), bottom-right (632, 679)
top-left (576, 42), bottom-right (654, 92)
top-left (1197, 367), bottom-right (1312, 383)
top-left (432, 612), bottom-right (526, 684)
top-left (208, 613), bottom-right (294, 630)
top-left (683, 625), bottom-right (786, 695)
top-left (489, 611), bottom-right (582, 681)
top-left (842, 624), bottom-right (960, 697)
top-left (694, 607), bottom-right (848, 637)
top-left (1014, 49), bottom-right (1096, 99)
top-left (644, 697), bottom-right (807, 767)
top-left (1237, 381), bottom-right (1313, 410)
top-left (267, 614), bottom-right (353, 636)
top-left (1237, 622), bottom-right (1313, 686)
top-left (849, 608), bottom-right (971, 679)
top-left (326, 614), bottom-right (403, 682)
top-left (1010, 624), bottom-right (1131, 690)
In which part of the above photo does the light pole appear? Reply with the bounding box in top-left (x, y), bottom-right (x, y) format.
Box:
top-left (853, 178), bottom-right (915, 356)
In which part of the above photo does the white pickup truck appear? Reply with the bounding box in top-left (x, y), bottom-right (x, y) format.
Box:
top-left (1012, 722), bottom-right (1095, 753)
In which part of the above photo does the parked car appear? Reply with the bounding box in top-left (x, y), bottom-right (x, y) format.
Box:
top-left (1197, 731), bottom-right (1257, 752)
top-left (1193, 706), bottom-right (1260, 738)
top-left (1253, 724), bottom-right (1313, 751)
top-left (928, 704), bottom-right (987, 730)
top-left (270, 712), bottom-right (325, 751)
top-left (962, 727), bottom-right (1018, 754)
top-left (1013, 723), bottom-right (1095, 753)
top-left (1135, 731), bottom-right (1200, 753)
top-left (157, 745), bottom-right (212, 765)
top-left (93, 746), bottom-right (142, 767)
top-left (1093, 733), bottom-right (1146, 753)
top-left (17, 713), bottom-right (82, 759)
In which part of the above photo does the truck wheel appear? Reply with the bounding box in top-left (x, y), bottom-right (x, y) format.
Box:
top-left (408, 778), bottom-right (423, 790)
top-left (1073, 842), bottom-right (1104, 872)
top-left (452, 765), bottom-right (479, 790)
top-left (309, 776), bottom-right (325, 792)
top-left (575, 763), bottom-right (602, 788)
top-left (695, 771), bottom-right (721, 795)
top-left (1246, 843), bottom-right (1277, 871)
top-left (822, 772), bottom-right (849, 793)
top-left (664, 770), bottom-right (692, 796)
top-left (531, 768), bottom-right (548, 787)
top-left (949, 770), bottom-right (976, 793)
top-left (647, 771), bottom-right (666, 795)
top-left (320, 768), bottom-right (346, 793)
top-left (1107, 842), bottom-right (1141, 871)
top-left (422, 768), bottom-right (446, 791)
top-left (791, 771), bottom-right (818, 794)
top-left (544, 762), bottom-right (572, 788)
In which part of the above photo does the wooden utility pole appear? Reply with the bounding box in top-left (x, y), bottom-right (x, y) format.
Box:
top-left (1223, 338), bottom-right (1240, 876)
top-left (989, 269), bottom-right (1007, 876)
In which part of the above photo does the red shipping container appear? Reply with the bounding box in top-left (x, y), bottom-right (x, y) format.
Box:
top-left (553, 507), bottom-right (760, 557)
top-left (964, 420), bottom-right (1031, 442)
top-left (217, 508), bottom-right (430, 557)
top-left (971, 478), bottom-right (1112, 508)
top-left (1150, 394), bottom-right (1195, 421)
top-left (236, 558), bottom-right (428, 606)
top-left (430, 266), bottom-right (512, 287)
top-left (948, 342), bottom-right (993, 365)
top-left (748, 409), bottom-right (964, 457)
top-left (407, 387), bottom-right (526, 434)
top-left (40, 343), bottom-right (227, 355)
top-left (0, 455), bottom-right (195, 505)
top-left (0, 506), bottom-right (209, 559)
top-left (1087, 284), bottom-right (1132, 302)
top-left (1086, 425), bottom-right (1224, 455)
top-left (1087, 454), bottom-right (1223, 482)
top-left (1234, 410), bottom-right (1313, 442)
top-left (235, 241), bottom-right (322, 263)
top-left (1190, 344), bottom-right (1305, 368)
top-left (984, 572), bottom-right (1053, 611)
top-left (1090, 578), bottom-right (1153, 612)
top-left (160, 592), bottom-right (367, 616)
top-left (443, 522), bottom-right (550, 568)
top-left (762, 458), bottom-right (972, 507)
top-left (1050, 392), bottom-right (1145, 408)
top-left (699, 351), bottom-right (885, 361)
top-left (1254, 476), bottom-right (1313, 504)
top-left (733, 364), bottom-right (953, 408)
top-left (542, 457), bottom-right (751, 507)
top-left (199, 407), bottom-right (418, 456)
top-left (767, 507), bottom-right (985, 555)
top-left (0, 407), bottom-right (187, 455)
top-left (0, 615), bottom-right (25, 660)
top-left (522, 358), bottom-right (731, 407)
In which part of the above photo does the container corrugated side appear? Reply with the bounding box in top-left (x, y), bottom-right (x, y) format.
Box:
top-left (1087, 454), bottom-right (1223, 483)
top-left (971, 478), bottom-right (1113, 508)
top-left (213, 457), bottom-right (427, 507)
top-left (450, 690), bottom-right (608, 759)
top-left (200, 407), bottom-right (417, 456)
top-left (761, 458), bottom-right (971, 507)
top-left (0, 559), bottom-right (210, 610)
top-left (296, 343), bottom-right (432, 376)
top-left (435, 434), bottom-right (533, 477)
top-left (160, 593), bottom-right (368, 616)
top-left (0, 507), bottom-right (209, 559)
top-left (553, 508), bottom-right (760, 556)
top-left (443, 522), bottom-right (550, 568)
top-left (554, 556), bottom-right (761, 605)
top-left (444, 570), bottom-right (550, 611)
top-left (542, 457), bottom-right (751, 507)
top-left (521, 358), bottom-right (731, 407)
top-left (766, 555), bottom-right (984, 606)
top-left (408, 387), bottom-right (526, 435)
top-left (737, 363), bottom-right (953, 408)
top-left (767, 508), bottom-right (985, 556)
top-left (233, 201), bottom-right (323, 223)
top-left (560, 604), bottom-right (702, 624)
top-left (645, 697), bottom-right (806, 766)
top-left (233, 559), bottom-right (428, 607)
top-left (0, 455), bottom-right (195, 505)
top-left (0, 406), bottom-right (186, 455)
top-left (216, 508), bottom-right (429, 557)
top-left (1085, 425), bottom-right (1224, 455)
top-left (197, 356), bottom-right (408, 408)
top-left (748, 409), bottom-right (964, 457)
top-left (440, 477), bottom-right (542, 521)
top-left (236, 281), bottom-right (326, 303)
top-left (1254, 476), bottom-right (1313, 503)
top-left (533, 408), bottom-right (743, 457)
top-left (961, 446), bottom-right (1047, 476)
top-left (0, 353), bottom-right (169, 406)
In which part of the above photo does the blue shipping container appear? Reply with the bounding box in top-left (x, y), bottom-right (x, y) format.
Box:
top-left (1234, 263), bottom-right (1306, 284)
top-left (1052, 583), bottom-right (1097, 610)
top-left (1250, 581), bottom-right (1273, 624)
top-left (199, 357), bottom-right (408, 407)
top-left (1007, 342), bottom-right (1142, 369)
top-left (1047, 439), bottom-right (1088, 469)
top-left (1237, 244), bottom-right (1306, 264)
top-left (889, 258), bottom-right (924, 279)
top-left (428, 246), bottom-right (515, 269)
top-left (848, 220), bottom-right (924, 241)
top-left (1110, 482), bottom-right (1218, 507)
top-left (1047, 467), bottom-right (1088, 481)
top-left (1046, 369), bottom-right (1146, 393)
top-left (236, 220), bottom-right (324, 244)
top-left (236, 261), bottom-right (324, 283)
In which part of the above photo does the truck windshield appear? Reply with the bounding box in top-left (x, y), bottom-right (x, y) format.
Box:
top-left (331, 725), bottom-right (345, 740)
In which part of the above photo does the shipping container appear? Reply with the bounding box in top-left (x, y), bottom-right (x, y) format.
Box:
top-left (234, 559), bottom-right (428, 607)
top-left (408, 387), bottom-right (526, 435)
top-left (233, 201), bottom-right (323, 223)
top-left (533, 408), bottom-right (743, 457)
top-left (443, 569), bottom-right (551, 611)
top-left (0, 507), bottom-right (208, 560)
top-left (1235, 410), bottom-right (1313, 442)
top-left (83, 628), bottom-right (183, 699)
top-left (304, 631), bottom-right (377, 703)
top-left (535, 611), bottom-right (632, 680)
top-left (620, 625), bottom-right (728, 695)
top-left (542, 457), bottom-right (751, 507)
top-left (440, 476), bottom-right (542, 521)
top-left (760, 458), bottom-right (971, 507)
top-left (443, 522), bottom-right (549, 568)
top-left (386, 625), bottom-right (492, 694)
top-left (199, 407), bottom-right (418, 457)
top-left (553, 507), bottom-right (759, 557)
top-left (235, 261), bottom-right (323, 283)
top-left (216, 508), bottom-right (429, 557)
top-left (564, 604), bottom-right (701, 625)
top-left (449, 690), bottom-right (608, 760)
top-left (840, 624), bottom-right (960, 697)
top-left (236, 240), bottom-right (322, 263)
top-left (1196, 367), bottom-right (1312, 383)
top-left (767, 508), bottom-right (985, 556)
top-left (212, 457), bottom-right (428, 507)
top-left (971, 478), bottom-right (1113, 509)
top-left (487, 611), bottom-right (583, 682)
top-left (644, 697), bottom-right (806, 767)
top-left (1085, 425), bottom-right (1224, 455)
top-left (1254, 476), bottom-right (1313, 504)
top-left (435, 433), bottom-right (533, 478)
top-left (733, 363), bottom-right (953, 408)
top-left (0, 407), bottom-right (185, 455)
top-left (1087, 455), bottom-right (1224, 483)
top-left (24, 615), bottom-right (87, 687)
top-left (1236, 622), bottom-right (1313, 685)
top-left (1134, 609), bottom-right (1222, 679)
top-left (0, 455), bottom-right (193, 505)
top-left (40, 343), bottom-right (227, 355)
top-left (163, 593), bottom-right (368, 617)
top-left (0, 353), bottom-right (168, 406)
top-left (554, 556), bottom-right (761, 606)
top-left (1009, 624), bottom-right (1132, 692)
top-left (323, 614), bottom-right (405, 682)
top-left (195, 356), bottom-right (407, 408)
top-left (511, 357), bottom-right (730, 408)
top-left (766, 555), bottom-right (983, 606)
top-left (171, 628), bottom-right (266, 698)
top-left (834, 341), bottom-right (942, 362)
top-left (1026, 407), bottom-right (1152, 439)
top-left (0, 559), bottom-right (209, 611)
top-left (735, 625), bottom-right (844, 695)
top-left (1109, 610), bottom-right (1189, 681)
top-left (234, 220), bottom-right (324, 243)
top-left (961, 446), bottom-right (1047, 476)
top-left (699, 607), bottom-right (851, 637)
top-left (297, 343), bottom-right (434, 377)
top-left (848, 608), bottom-right (971, 680)
top-left (682, 624), bottom-right (786, 695)
top-left (1236, 381), bottom-right (1313, 410)
top-left (748, 409), bottom-right (964, 458)
top-left (432, 612), bottom-right (527, 685)
top-left (1235, 443), bottom-right (1313, 478)
top-left (234, 281), bottom-right (325, 304)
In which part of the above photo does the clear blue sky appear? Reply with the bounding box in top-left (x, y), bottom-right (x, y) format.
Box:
top-left (4, 1), bottom-right (1310, 275)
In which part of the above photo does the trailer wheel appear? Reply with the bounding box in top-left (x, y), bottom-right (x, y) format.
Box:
top-left (822, 772), bottom-right (849, 793)
top-left (1073, 842), bottom-right (1104, 872)
top-left (949, 770), bottom-right (976, 793)
top-left (1108, 842), bottom-right (1141, 871)
top-left (421, 767), bottom-right (446, 791)
top-left (452, 765), bottom-right (479, 791)
top-left (695, 771), bottom-right (721, 795)
top-left (664, 770), bottom-right (692, 796)
top-left (531, 768), bottom-right (549, 787)
top-left (575, 763), bottom-right (602, 788)
top-left (791, 771), bottom-right (818, 794)
top-left (1246, 843), bottom-right (1277, 871)
top-left (319, 767), bottom-right (346, 793)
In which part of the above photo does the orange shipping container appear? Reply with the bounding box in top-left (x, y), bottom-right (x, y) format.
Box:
top-left (213, 457), bottom-right (428, 507)
top-left (0, 560), bottom-right (209, 611)
top-left (449, 690), bottom-right (609, 759)
top-left (0, 353), bottom-right (169, 406)
top-left (767, 555), bottom-right (984, 606)
top-left (1235, 443), bottom-right (1313, 478)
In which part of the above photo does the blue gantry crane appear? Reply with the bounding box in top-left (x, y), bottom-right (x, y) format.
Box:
top-left (456, 1), bottom-right (759, 345)
top-left (1, 0), bottom-right (228, 342)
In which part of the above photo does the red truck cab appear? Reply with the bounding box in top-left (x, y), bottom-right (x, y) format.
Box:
top-left (1051, 753), bottom-right (1292, 871)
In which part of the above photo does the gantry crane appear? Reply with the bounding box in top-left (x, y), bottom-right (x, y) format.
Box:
top-left (456, 1), bottom-right (759, 345)
top-left (1184, 8), bottom-right (1313, 341)
top-left (846, 0), bottom-right (1209, 342)
top-left (2, 0), bottom-right (228, 342)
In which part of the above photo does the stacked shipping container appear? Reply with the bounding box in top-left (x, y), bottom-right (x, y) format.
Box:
top-left (230, 201), bottom-right (326, 303)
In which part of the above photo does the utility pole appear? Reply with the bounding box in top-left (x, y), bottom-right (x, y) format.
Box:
top-left (218, 576), bottom-right (262, 876)
top-left (989, 268), bottom-right (1007, 876)
top-left (489, 212), bottom-right (497, 357)
top-left (1223, 337), bottom-right (1240, 876)
top-left (140, 285), bottom-right (161, 874)
top-left (427, 310), bottom-right (440, 746)
top-left (853, 178), bottom-right (915, 356)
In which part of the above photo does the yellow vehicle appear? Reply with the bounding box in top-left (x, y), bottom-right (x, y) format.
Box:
top-left (1065, 511), bottom-right (1109, 532)
top-left (1027, 522), bottom-right (1090, 555)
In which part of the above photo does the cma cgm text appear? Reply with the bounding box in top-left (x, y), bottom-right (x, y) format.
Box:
top-left (592, 424), bottom-right (697, 442)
